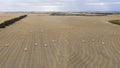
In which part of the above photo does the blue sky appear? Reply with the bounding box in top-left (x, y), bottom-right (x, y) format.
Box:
top-left (0, 0), bottom-right (120, 12)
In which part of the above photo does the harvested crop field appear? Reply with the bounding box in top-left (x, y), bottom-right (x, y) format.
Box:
top-left (0, 13), bottom-right (23, 23)
top-left (0, 13), bottom-right (120, 68)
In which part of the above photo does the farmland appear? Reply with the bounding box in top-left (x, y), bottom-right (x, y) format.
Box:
top-left (0, 13), bottom-right (27, 28)
top-left (0, 13), bottom-right (120, 68)
top-left (0, 13), bottom-right (22, 23)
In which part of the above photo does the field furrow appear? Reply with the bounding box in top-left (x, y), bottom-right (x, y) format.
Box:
top-left (0, 14), bottom-right (120, 68)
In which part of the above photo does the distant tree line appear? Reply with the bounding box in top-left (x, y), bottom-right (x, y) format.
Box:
top-left (50, 12), bottom-right (109, 16)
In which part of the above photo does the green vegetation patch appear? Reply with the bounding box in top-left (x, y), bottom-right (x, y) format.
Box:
top-left (109, 20), bottom-right (120, 25)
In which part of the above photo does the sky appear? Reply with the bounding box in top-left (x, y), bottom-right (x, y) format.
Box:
top-left (0, 0), bottom-right (120, 12)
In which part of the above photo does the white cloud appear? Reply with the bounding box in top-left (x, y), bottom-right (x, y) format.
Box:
top-left (85, 1), bottom-right (111, 11)
top-left (34, 6), bottom-right (60, 11)
top-left (85, 1), bottom-right (120, 11)
top-left (86, 2), bottom-right (120, 5)
top-left (0, 0), bottom-right (119, 11)
top-left (86, 3), bottom-right (105, 5)
top-left (106, 2), bottom-right (120, 5)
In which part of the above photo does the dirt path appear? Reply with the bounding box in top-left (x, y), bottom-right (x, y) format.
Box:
top-left (0, 14), bottom-right (120, 68)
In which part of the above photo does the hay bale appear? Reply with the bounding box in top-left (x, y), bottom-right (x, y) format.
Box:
top-left (24, 48), bottom-right (28, 51)
top-left (5, 44), bottom-right (9, 47)
top-left (44, 44), bottom-right (48, 47)
top-left (34, 43), bottom-right (38, 46)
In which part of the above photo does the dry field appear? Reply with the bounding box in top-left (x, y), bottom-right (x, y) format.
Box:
top-left (0, 13), bottom-right (23, 24)
top-left (0, 13), bottom-right (120, 68)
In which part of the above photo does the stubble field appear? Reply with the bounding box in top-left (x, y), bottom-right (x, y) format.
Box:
top-left (0, 13), bottom-right (120, 68)
top-left (0, 13), bottom-right (23, 23)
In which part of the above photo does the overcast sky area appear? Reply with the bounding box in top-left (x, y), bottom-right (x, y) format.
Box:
top-left (0, 0), bottom-right (120, 12)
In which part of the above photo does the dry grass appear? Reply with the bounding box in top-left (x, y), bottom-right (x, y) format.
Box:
top-left (0, 13), bottom-right (120, 68)
top-left (0, 13), bottom-right (27, 24)
top-left (0, 13), bottom-right (27, 28)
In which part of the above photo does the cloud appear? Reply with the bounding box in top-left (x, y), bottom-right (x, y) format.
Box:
top-left (32, 5), bottom-right (61, 11)
top-left (86, 2), bottom-right (120, 5)
top-left (0, 0), bottom-right (120, 12)
top-left (85, 1), bottom-right (120, 11)
top-left (86, 3), bottom-right (105, 5)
